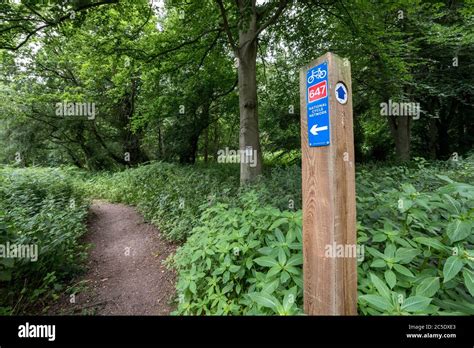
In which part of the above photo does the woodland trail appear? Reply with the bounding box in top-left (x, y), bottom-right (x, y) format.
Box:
top-left (55, 200), bottom-right (177, 315)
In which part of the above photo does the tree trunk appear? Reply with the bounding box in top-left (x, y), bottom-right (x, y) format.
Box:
top-left (204, 126), bottom-right (209, 163)
top-left (426, 97), bottom-right (439, 160)
top-left (179, 133), bottom-right (199, 164)
top-left (237, 0), bottom-right (262, 184)
top-left (436, 98), bottom-right (456, 160)
top-left (157, 123), bottom-right (162, 159)
top-left (428, 117), bottom-right (438, 160)
top-left (213, 122), bottom-right (219, 161)
top-left (387, 115), bottom-right (411, 162)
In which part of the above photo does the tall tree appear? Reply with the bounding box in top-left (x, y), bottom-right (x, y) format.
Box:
top-left (215, 0), bottom-right (289, 183)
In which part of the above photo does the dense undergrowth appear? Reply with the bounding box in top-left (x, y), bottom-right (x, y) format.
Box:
top-left (356, 159), bottom-right (474, 315)
top-left (0, 167), bottom-right (89, 314)
top-left (1, 155), bottom-right (473, 315)
top-left (81, 163), bottom-right (302, 241)
top-left (82, 156), bottom-right (474, 315)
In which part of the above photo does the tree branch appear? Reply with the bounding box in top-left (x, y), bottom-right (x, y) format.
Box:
top-left (215, 0), bottom-right (238, 53)
top-left (0, 0), bottom-right (118, 51)
top-left (197, 30), bottom-right (222, 70)
top-left (146, 28), bottom-right (221, 62)
top-left (253, 0), bottom-right (289, 42)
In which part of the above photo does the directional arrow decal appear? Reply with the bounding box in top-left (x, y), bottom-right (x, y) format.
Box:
top-left (335, 82), bottom-right (348, 104)
top-left (310, 124), bottom-right (328, 135)
top-left (336, 85), bottom-right (346, 100)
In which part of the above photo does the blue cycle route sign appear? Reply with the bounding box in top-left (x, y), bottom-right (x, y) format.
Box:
top-left (306, 61), bottom-right (330, 147)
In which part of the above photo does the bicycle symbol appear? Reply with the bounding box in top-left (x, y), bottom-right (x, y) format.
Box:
top-left (307, 68), bottom-right (326, 83)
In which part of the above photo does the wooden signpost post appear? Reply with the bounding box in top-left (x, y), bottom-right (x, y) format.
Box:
top-left (299, 52), bottom-right (357, 315)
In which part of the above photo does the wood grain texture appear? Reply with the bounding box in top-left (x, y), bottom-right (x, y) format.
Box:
top-left (300, 52), bottom-right (357, 315)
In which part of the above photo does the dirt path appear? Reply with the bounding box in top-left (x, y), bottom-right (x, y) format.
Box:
top-left (56, 200), bottom-right (177, 315)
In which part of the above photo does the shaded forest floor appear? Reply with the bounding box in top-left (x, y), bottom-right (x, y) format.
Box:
top-left (50, 200), bottom-right (177, 315)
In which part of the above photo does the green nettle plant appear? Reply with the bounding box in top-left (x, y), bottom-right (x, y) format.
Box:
top-left (83, 162), bottom-right (240, 241)
top-left (0, 167), bottom-right (89, 314)
top-left (83, 156), bottom-right (473, 315)
top-left (168, 158), bottom-right (473, 315)
top-left (357, 169), bottom-right (474, 315)
top-left (169, 192), bottom-right (303, 315)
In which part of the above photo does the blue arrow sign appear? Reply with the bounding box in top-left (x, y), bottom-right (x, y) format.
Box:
top-left (335, 82), bottom-right (348, 104)
top-left (306, 62), bottom-right (330, 147)
top-left (336, 85), bottom-right (346, 100)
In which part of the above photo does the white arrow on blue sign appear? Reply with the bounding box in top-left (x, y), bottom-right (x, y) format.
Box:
top-left (310, 124), bottom-right (328, 135)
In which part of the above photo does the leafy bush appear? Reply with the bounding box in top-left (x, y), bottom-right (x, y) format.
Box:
top-left (357, 174), bottom-right (474, 315)
top-left (169, 157), bottom-right (473, 315)
top-left (244, 165), bottom-right (302, 211)
top-left (0, 167), bottom-right (89, 314)
top-left (169, 192), bottom-right (303, 315)
top-left (82, 162), bottom-right (240, 241)
top-left (82, 156), bottom-right (473, 315)
top-left (84, 162), bottom-right (304, 240)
